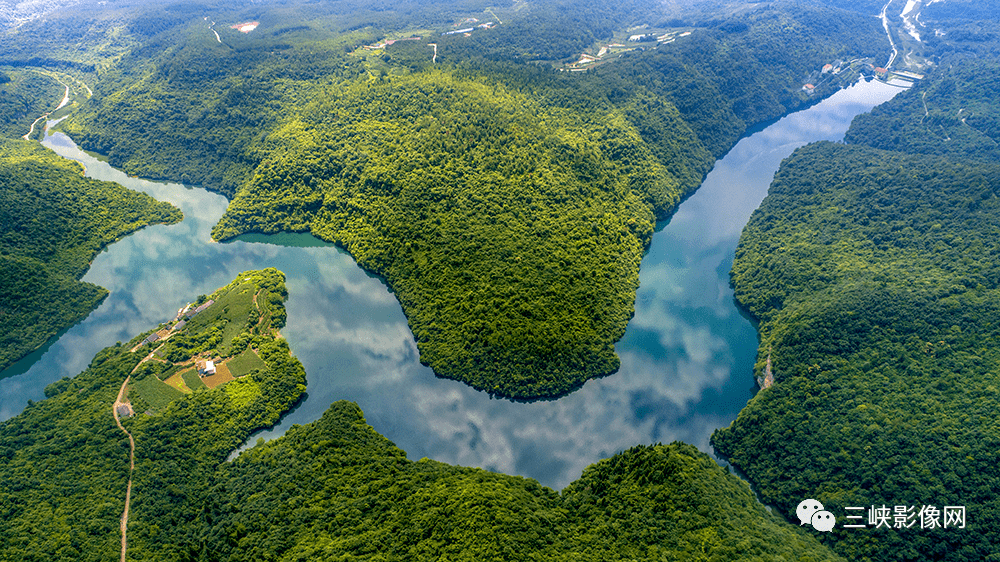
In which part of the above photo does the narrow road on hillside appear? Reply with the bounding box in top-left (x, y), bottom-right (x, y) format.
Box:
top-left (879, 0), bottom-right (898, 69)
top-left (22, 113), bottom-right (49, 140)
top-left (76, 76), bottom-right (93, 97)
top-left (209, 20), bottom-right (222, 44)
top-left (21, 72), bottom-right (66, 139)
top-left (112, 375), bottom-right (136, 562)
top-left (54, 80), bottom-right (70, 110)
top-left (21, 71), bottom-right (91, 140)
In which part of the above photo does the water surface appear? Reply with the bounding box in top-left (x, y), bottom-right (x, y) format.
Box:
top-left (1, 78), bottom-right (901, 489)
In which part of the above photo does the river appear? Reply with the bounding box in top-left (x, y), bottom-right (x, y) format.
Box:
top-left (0, 77), bottom-right (902, 489)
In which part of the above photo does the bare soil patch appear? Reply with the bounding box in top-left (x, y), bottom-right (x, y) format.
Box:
top-left (202, 362), bottom-right (235, 388)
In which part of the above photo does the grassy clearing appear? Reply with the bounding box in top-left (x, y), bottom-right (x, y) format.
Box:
top-left (255, 290), bottom-right (273, 334)
top-left (227, 349), bottom-right (266, 378)
top-left (164, 371), bottom-right (193, 393)
top-left (182, 369), bottom-right (207, 391)
top-left (132, 376), bottom-right (186, 410)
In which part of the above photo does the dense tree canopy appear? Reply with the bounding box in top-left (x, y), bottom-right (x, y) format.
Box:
top-left (713, 59), bottom-right (1000, 561)
top-left (0, 69), bottom-right (63, 139)
top-left (60, 0), bottom-right (884, 397)
top-left (0, 139), bottom-right (181, 372)
top-left (1, 268), bottom-right (842, 561)
top-left (213, 69), bottom-right (676, 398)
top-left (13, 0), bottom-right (1000, 560)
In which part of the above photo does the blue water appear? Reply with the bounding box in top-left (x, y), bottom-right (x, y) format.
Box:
top-left (0, 78), bottom-right (901, 489)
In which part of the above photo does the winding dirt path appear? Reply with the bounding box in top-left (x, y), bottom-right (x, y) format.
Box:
top-left (113, 339), bottom-right (172, 558)
top-left (21, 70), bottom-right (92, 140)
top-left (209, 21), bottom-right (222, 44)
top-left (109, 290), bottom-right (268, 558)
top-left (252, 289), bottom-right (269, 330)
top-left (22, 113), bottom-right (50, 140)
top-left (112, 374), bottom-right (135, 562)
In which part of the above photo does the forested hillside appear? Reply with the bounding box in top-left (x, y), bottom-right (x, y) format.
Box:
top-left (0, 268), bottom-right (842, 561)
top-left (0, 269), bottom-right (306, 560)
top-left (214, 69), bottom-right (677, 398)
top-left (712, 59), bottom-right (1000, 561)
top-left (0, 138), bottom-right (181, 373)
top-left (845, 61), bottom-right (1000, 159)
top-left (61, 0), bottom-right (884, 397)
top-left (169, 403), bottom-right (841, 561)
top-left (0, 69), bottom-right (63, 139)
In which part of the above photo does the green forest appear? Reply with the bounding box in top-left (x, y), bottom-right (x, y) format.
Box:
top-left (0, 69), bottom-right (64, 139)
top-left (58, 0), bottom-right (884, 397)
top-left (0, 269), bottom-right (306, 560)
top-left (10, 0), bottom-right (1000, 559)
top-left (212, 69), bottom-right (676, 398)
top-left (0, 268), bottom-right (842, 561)
top-left (0, 138), bottom-right (181, 373)
top-left (712, 59), bottom-right (1000, 561)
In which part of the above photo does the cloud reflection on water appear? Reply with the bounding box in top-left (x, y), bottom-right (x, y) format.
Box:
top-left (1, 79), bottom-right (903, 489)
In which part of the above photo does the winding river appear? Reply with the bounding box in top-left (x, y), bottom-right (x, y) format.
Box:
top-left (0, 78), bottom-right (901, 489)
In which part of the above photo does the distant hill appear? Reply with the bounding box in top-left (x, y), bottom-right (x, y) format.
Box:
top-left (0, 0), bottom-right (81, 29)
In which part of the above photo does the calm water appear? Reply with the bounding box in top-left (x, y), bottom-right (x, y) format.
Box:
top-left (0, 78), bottom-right (901, 489)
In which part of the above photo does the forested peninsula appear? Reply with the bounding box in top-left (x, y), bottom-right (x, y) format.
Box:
top-left (0, 137), bottom-right (181, 373)
top-left (58, 0), bottom-right (885, 397)
top-left (0, 268), bottom-right (842, 561)
top-left (0, 62), bottom-right (184, 373)
top-left (712, 57), bottom-right (1000, 561)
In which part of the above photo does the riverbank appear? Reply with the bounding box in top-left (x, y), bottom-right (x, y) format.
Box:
top-left (0, 77), bottom-right (900, 490)
top-left (0, 137), bottom-right (182, 374)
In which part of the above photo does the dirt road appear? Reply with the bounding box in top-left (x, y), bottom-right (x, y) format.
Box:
top-left (112, 376), bottom-right (135, 562)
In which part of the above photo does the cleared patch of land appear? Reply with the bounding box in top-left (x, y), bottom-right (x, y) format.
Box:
top-left (227, 348), bottom-right (266, 377)
top-left (181, 369), bottom-right (208, 391)
top-left (202, 363), bottom-right (235, 389)
top-left (182, 281), bottom-right (257, 356)
top-left (164, 369), bottom-right (194, 393)
top-left (132, 376), bottom-right (185, 410)
top-left (125, 269), bottom-right (285, 412)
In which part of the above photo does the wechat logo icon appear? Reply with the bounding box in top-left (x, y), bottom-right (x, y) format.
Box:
top-left (797, 499), bottom-right (836, 532)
